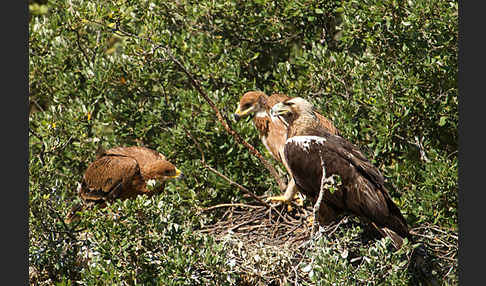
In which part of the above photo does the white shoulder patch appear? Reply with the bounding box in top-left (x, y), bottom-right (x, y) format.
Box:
top-left (255, 110), bottom-right (268, 118)
top-left (286, 136), bottom-right (327, 152)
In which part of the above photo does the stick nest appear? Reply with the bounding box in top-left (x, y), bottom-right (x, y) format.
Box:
top-left (198, 202), bottom-right (339, 285)
top-left (198, 201), bottom-right (458, 285)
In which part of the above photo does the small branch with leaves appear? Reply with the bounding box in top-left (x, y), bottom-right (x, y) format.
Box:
top-left (183, 126), bottom-right (270, 207)
top-left (164, 47), bottom-right (287, 192)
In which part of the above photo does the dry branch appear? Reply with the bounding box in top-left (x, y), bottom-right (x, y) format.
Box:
top-left (199, 203), bottom-right (263, 212)
top-left (311, 157), bottom-right (327, 236)
top-left (197, 202), bottom-right (314, 285)
top-left (164, 47), bottom-right (287, 191)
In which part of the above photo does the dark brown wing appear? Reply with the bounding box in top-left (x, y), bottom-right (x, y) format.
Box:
top-left (322, 133), bottom-right (385, 189)
top-left (80, 155), bottom-right (142, 203)
top-left (284, 134), bottom-right (409, 239)
top-left (288, 125), bottom-right (383, 189)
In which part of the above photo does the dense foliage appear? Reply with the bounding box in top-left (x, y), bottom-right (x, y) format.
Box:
top-left (29, 0), bottom-right (458, 285)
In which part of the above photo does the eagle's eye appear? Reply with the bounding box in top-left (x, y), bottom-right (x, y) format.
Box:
top-left (243, 103), bottom-right (251, 110)
top-left (284, 101), bottom-right (294, 106)
top-left (164, 170), bottom-right (172, 176)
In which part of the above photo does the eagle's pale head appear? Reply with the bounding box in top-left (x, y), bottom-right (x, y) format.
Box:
top-left (270, 97), bottom-right (315, 127)
top-left (234, 91), bottom-right (268, 121)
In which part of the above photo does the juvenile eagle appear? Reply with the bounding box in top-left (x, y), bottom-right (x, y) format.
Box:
top-left (65, 146), bottom-right (183, 223)
top-left (234, 91), bottom-right (339, 203)
top-left (270, 97), bottom-right (410, 248)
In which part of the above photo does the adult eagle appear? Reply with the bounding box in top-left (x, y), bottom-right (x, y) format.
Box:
top-left (65, 146), bottom-right (183, 223)
top-left (234, 91), bottom-right (339, 203)
top-left (270, 97), bottom-right (410, 248)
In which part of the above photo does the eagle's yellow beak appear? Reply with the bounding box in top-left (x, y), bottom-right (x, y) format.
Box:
top-left (169, 168), bottom-right (184, 179)
top-left (234, 106), bottom-right (242, 121)
top-left (234, 105), bottom-right (253, 121)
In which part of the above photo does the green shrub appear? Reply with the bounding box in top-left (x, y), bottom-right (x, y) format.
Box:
top-left (29, 0), bottom-right (457, 285)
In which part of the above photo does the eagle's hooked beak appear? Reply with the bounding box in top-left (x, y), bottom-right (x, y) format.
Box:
top-left (270, 102), bottom-right (290, 127)
top-left (234, 105), bottom-right (254, 122)
top-left (234, 106), bottom-right (243, 121)
top-left (173, 168), bottom-right (185, 180)
top-left (165, 168), bottom-right (184, 180)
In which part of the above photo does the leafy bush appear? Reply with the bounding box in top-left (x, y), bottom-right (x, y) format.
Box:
top-left (29, 0), bottom-right (457, 285)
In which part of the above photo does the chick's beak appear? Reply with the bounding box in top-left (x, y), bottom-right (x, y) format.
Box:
top-left (270, 103), bottom-right (290, 126)
top-left (174, 168), bottom-right (185, 180)
top-left (234, 106), bottom-right (242, 121)
top-left (270, 102), bottom-right (284, 118)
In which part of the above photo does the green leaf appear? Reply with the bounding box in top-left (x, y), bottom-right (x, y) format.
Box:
top-left (334, 7), bottom-right (344, 13)
top-left (439, 116), bottom-right (447, 126)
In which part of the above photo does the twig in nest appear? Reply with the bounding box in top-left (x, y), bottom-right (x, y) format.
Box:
top-left (183, 126), bottom-right (271, 207)
top-left (229, 216), bottom-right (261, 232)
top-left (199, 203), bottom-right (263, 212)
top-left (276, 221), bottom-right (304, 240)
top-left (324, 216), bottom-right (349, 238)
top-left (198, 202), bottom-right (322, 284)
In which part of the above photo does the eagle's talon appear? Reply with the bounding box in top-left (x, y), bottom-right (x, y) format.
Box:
top-left (306, 215), bottom-right (315, 227)
top-left (294, 196), bottom-right (304, 207)
top-left (265, 195), bottom-right (291, 204)
top-left (265, 194), bottom-right (304, 207)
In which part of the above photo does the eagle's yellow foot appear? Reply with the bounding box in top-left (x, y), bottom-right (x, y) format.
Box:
top-left (265, 194), bottom-right (304, 207)
top-left (306, 215), bottom-right (315, 227)
top-left (266, 195), bottom-right (290, 204)
top-left (294, 196), bottom-right (304, 207)
top-left (266, 195), bottom-right (294, 212)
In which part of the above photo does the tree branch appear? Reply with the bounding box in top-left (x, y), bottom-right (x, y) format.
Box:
top-left (183, 126), bottom-right (271, 207)
top-left (164, 47), bottom-right (287, 191)
top-left (311, 157), bottom-right (327, 237)
top-left (75, 20), bottom-right (287, 192)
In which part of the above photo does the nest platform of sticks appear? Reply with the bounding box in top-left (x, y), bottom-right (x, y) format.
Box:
top-left (197, 198), bottom-right (457, 285)
top-left (197, 200), bottom-right (357, 285)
